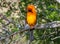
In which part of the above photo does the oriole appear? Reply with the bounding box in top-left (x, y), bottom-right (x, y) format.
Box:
top-left (26, 4), bottom-right (37, 42)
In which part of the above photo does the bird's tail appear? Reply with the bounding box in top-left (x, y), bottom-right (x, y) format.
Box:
top-left (29, 28), bottom-right (34, 42)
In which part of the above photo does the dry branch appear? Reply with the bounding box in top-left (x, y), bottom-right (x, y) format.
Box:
top-left (35, 21), bottom-right (60, 29)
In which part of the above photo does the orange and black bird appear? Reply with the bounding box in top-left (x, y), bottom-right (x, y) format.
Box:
top-left (26, 4), bottom-right (37, 42)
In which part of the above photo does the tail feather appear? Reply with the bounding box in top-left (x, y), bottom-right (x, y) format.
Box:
top-left (30, 28), bottom-right (34, 42)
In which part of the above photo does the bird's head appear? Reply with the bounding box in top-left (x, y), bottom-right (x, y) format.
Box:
top-left (27, 4), bottom-right (36, 13)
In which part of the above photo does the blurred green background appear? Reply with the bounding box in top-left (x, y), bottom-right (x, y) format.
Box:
top-left (0, 0), bottom-right (60, 44)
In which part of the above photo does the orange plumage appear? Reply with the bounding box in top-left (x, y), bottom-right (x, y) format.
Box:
top-left (26, 4), bottom-right (37, 29)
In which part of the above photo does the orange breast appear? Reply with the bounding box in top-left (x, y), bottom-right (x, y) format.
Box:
top-left (27, 12), bottom-right (36, 28)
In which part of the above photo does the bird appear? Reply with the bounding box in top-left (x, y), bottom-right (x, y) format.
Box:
top-left (26, 4), bottom-right (37, 42)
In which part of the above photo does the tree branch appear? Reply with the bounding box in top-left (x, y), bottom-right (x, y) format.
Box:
top-left (35, 21), bottom-right (60, 29)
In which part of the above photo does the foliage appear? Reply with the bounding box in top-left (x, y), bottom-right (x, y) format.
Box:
top-left (0, 0), bottom-right (60, 44)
